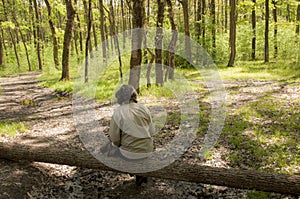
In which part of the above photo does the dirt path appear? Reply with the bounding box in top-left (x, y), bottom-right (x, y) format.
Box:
top-left (0, 73), bottom-right (298, 199)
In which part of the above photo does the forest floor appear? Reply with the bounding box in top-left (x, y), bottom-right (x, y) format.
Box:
top-left (0, 72), bottom-right (299, 199)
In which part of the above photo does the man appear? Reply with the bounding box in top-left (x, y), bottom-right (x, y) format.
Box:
top-left (109, 84), bottom-right (154, 185)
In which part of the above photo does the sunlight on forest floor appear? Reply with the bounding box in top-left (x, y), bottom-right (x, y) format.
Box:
top-left (1, 60), bottom-right (299, 177)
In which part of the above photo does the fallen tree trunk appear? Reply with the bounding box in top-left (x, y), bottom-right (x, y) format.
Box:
top-left (0, 137), bottom-right (299, 195)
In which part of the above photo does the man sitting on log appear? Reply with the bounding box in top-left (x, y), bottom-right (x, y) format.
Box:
top-left (107, 84), bottom-right (155, 186)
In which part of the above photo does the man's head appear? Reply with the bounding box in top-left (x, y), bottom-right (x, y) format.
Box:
top-left (115, 84), bottom-right (137, 105)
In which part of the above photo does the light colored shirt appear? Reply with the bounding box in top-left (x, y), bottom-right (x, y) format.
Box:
top-left (109, 102), bottom-right (154, 159)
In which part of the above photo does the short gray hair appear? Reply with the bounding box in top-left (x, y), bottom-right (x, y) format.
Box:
top-left (115, 84), bottom-right (137, 104)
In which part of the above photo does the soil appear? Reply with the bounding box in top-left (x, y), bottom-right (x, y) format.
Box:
top-left (0, 73), bottom-right (299, 199)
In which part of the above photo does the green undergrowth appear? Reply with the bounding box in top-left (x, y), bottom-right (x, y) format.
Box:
top-left (0, 121), bottom-right (27, 137)
top-left (219, 60), bottom-right (300, 81)
top-left (222, 95), bottom-right (299, 174)
top-left (181, 60), bottom-right (300, 82)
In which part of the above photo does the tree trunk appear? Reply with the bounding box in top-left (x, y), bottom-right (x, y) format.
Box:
top-left (0, 35), bottom-right (3, 66)
top-left (1, 0), bottom-right (20, 69)
top-left (76, 13), bottom-right (83, 52)
top-left (201, 0), bottom-right (206, 46)
top-left (227, 0), bottom-right (236, 67)
top-left (224, 0), bottom-right (228, 32)
top-left (146, 48), bottom-right (155, 87)
top-left (84, 0), bottom-right (92, 83)
top-left (61, 0), bottom-right (76, 81)
top-left (83, 0), bottom-right (93, 55)
top-left (109, 0), bottom-right (123, 81)
top-left (99, 0), bottom-right (107, 64)
top-left (121, 0), bottom-right (127, 48)
top-left (44, 0), bottom-right (59, 69)
top-left (264, 0), bottom-right (269, 63)
top-left (272, 0), bottom-right (278, 58)
top-left (0, 139), bottom-right (300, 195)
top-left (128, 0), bottom-right (145, 92)
top-left (166, 0), bottom-right (177, 81)
top-left (10, 30), bottom-right (21, 69)
top-left (251, 0), bottom-right (256, 60)
top-left (33, 0), bottom-right (43, 70)
top-left (211, 0), bottom-right (216, 59)
top-left (286, 3), bottom-right (290, 22)
top-left (92, 7), bottom-right (98, 51)
top-left (296, 3), bottom-right (300, 34)
top-left (196, 0), bottom-right (201, 42)
top-left (179, 0), bottom-right (192, 62)
top-left (18, 29), bottom-right (32, 71)
top-left (155, 0), bottom-right (165, 86)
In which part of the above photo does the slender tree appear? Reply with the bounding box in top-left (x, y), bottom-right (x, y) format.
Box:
top-left (272, 0), bottom-right (278, 58)
top-left (155, 0), bottom-right (165, 86)
top-left (166, 0), bottom-right (177, 80)
top-left (91, 8), bottom-right (98, 51)
top-left (128, 0), bottom-right (145, 92)
top-left (251, 0), bottom-right (256, 60)
top-left (61, 0), bottom-right (76, 81)
top-left (109, 0), bottom-right (123, 81)
top-left (1, 0), bottom-right (20, 69)
top-left (179, 0), bottom-right (192, 61)
top-left (84, 0), bottom-right (92, 83)
top-left (211, 0), bottom-right (216, 59)
top-left (11, 11), bottom-right (32, 71)
top-left (33, 0), bottom-right (43, 70)
top-left (228, 0), bottom-right (236, 67)
top-left (44, 0), bottom-right (59, 69)
top-left (201, 0), bottom-right (206, 46)
top-left (296, 2), bottom-right (300, 34)
top-left (99, 0), bottom-right (107, 63)
top-left (0, 31), bottom-right (4, 66)
top-left (265, 0), bottom-right (269, 63)
top-left (196, 0), bottom-right (202, 42)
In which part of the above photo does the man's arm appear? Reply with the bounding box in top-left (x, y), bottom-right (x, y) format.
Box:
top-left (108, 116), bottom-right (121, 147)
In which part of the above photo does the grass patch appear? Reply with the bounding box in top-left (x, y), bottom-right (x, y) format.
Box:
top-left (247, 190), bottom-right (269, 199)
top-left (38, 68), bottom-right (76, 94)
top-left (223, 94), bottom-right (299, 174)
top-left (0, 121), bottom-right (27, 136)
top-left (218, 60), bottom-right (300, 81)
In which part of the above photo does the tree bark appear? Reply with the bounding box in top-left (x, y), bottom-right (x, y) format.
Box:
top-left (92, 8), bottom-right (98, 51)
top-left (128, 0), bottom-right (145, 92)
top-left (227, 0), bottom-right (236, 67)
top-left (99, 0), bottom-right (107, 64)
top-left (1, 0), bottom-right (20, 69)
top-left (196, 0), bottom-right (201, 42)
top-left (16, 26), bottom-right (32, 71)
top-left (296, 3), bottom-right (300, 34)
top-left (0, 139), bottom-right (300, 195)
top-left (201, 0), bottom-right (206, 46)
top-left (146, 48), bottom-right (155, 87)
top-left (0, 34), bottom-right (3, 66)
top-left (44, 0), bottom-right (59, 69)
top-left (166, 0), bottom-right (177, 81)
top-left (76, 13), bottom-right (83, 52)
top-left (272, 0), bottom-right (278, 58)
top-left (155, 0), bottom-right (165, 86)
top-left (224, 0), bottom-right (228, 32)
top-left (121, 0), bottom-right (127, 48)
top-left (211, 0), bottom-right (216, 59)
top-left (251, 0), bottom-right (256, 60)
top-left (264, 0), bottom-right (269, 63)
top-left (84, 0), bottom-right (92, 83)
top-left (33, 0), bottom-right (43, 70)
top-left (179, 0), bottom-right (192, 62)
top-left (61, 0), bottom-right (76, 81)
top-left (109, 0), bottom-right (123, 81)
